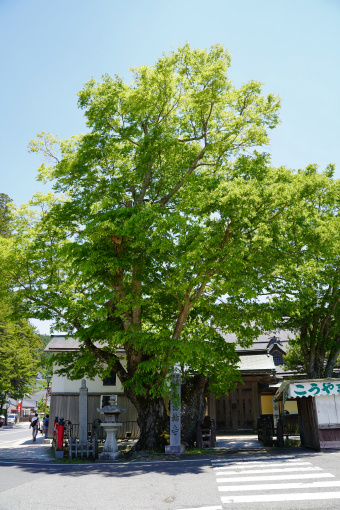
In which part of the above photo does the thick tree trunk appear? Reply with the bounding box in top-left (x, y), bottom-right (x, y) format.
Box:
top-left (306, 356), bottom-right (324, 379)
top-left (181, 374), bottom-right (208, 447)
top-left (132, 396), bottom-right (168, 451)
top-left (324, 345), bottom-right (340, 378)
top-left (313, 349), bottom-right (325, 379)
top-left (302, 329), bottom-right (340, 379)
top-left (302, 338), bottom-right (324, 379)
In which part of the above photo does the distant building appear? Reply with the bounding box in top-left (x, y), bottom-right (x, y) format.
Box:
top-left (44, 336), bottom-right (137, 437)
top-left (45, 329), bottom-right (297, 434)
top-left (207, 330), bottom-right (297, 431)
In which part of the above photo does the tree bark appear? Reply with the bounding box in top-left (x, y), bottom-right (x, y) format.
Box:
top-left (83, 335), bottom-right (168, 451)
top-left (324, 341), bottom-right (340, 378)
top-left (181, 374), bottom-right (208, 447)
top-left (124, 395), bottom-right (168, 451)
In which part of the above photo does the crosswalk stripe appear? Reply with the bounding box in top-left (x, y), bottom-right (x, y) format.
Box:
top-left (215, 466), bottom-right (321, 475)
top-left (213, 460), bottom-right (311, 470)
top-left (213, 462), bottom-right (312, 471)
top-left (211, 455), bottom-right (298, 463)
top-left (177, 506), bottom-right (222, 510)
top-left (221, 491), bottom-right (340, 503)
top-left (218, 480), bottom-right (340, 492)
top-left (216, 472), bottom-right (334, 483)
top-left (213, 461), bottom-right (311, 470)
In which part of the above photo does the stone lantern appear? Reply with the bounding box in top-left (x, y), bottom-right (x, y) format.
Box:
top-left (97, 395), bottom-right (126, 461)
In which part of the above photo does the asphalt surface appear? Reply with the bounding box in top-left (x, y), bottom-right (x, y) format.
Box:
top-left (0, 423), bottom-right (270, 463)
top-left (2, 424), bottom-right (340, 510)
top-left (0, 423), bottom-right (52, 462)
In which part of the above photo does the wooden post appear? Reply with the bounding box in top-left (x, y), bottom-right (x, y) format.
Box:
top-left (252, 381), bottom-right (260, 430)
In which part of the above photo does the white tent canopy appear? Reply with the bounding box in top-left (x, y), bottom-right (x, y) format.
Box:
top-left (274, 378), bottom-right (340, 404)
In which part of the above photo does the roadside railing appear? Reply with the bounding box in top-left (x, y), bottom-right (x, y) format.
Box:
top-left (257, 413), bottom-right (300, 447)
top-left (63, 420), bottom-right (140, 441)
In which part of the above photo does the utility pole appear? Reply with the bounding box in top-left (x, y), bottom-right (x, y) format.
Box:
top-left (44, 375), bottom-right (52, 417)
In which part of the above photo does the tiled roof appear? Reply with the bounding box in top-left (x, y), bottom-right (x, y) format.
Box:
top-left (219, 329), bottom-right (295, 353)
top-left (45, 335), bottom-right (124, 352)
top-left (47, 330), bottom-right (295, 353)
top-left (238, 353), bottom-right (276, 372)
top-left (44, 335), bottom-right (84, 351)
top-left (45, 332), bottom-right (294, 378)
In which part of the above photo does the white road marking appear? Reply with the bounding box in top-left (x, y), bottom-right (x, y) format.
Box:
top-left (216, 472), bottom-right (334, 483)
top-left (213, 461), bottom-right (311, 470)
top-left (0, 429), bottom-right (29, 436)
top-left (221, 491), bottom-right (340, 503)
top-left (215, 466), bottom-right (321, 475)
top-left (214, 454), bottom-right (340, 506)
top-left (218, 480), bottom-right (340, 492)
top-left (211, 455), bottom-right (298, 463)
top-left (177, 506), bottom-right (222, 510)
top-left (0, 440), bottom-right (27, 445)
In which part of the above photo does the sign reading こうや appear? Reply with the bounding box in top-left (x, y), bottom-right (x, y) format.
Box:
top-left (290, 382), bottom-right (340, 398)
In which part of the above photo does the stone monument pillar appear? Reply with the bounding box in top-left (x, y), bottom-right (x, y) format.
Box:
top-left (79, 379), bottom-right (88, 446)
top-left (165, 364), bottom-right (185, 454)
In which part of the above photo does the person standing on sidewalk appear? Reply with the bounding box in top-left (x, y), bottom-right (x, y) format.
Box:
top-left (43, 414), bottom-right (49, 439)
top-left (30, 413), bottom-right (39, 442)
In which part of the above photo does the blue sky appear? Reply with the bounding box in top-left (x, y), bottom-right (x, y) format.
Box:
top-left (1, 0), bottom-right (339, 333)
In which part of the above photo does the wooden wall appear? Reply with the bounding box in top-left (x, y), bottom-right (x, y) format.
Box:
top-left (318, 426), bottom-right (340, 448)
top-left (297, 395), bottom-right (340, 450)
top-left (297, 396), bottom-right (320, 450)
top-left (48, 392), bottom-right (138, 437)
top-left (212, 376), bottom-right (261, 431)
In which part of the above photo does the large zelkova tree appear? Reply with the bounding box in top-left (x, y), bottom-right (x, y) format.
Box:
top-left (0, 299), bottom-right (43, 404)
top-left (261, 166), bottom-right (340, 379)
top-left (1, 44), bottom-right (308, 449)
top-left (0, 194), bottom-right (43, 412)
top-left (38, 334), bottom-right (53, 380)
top-left (0, 193), bottom-right (13, 237)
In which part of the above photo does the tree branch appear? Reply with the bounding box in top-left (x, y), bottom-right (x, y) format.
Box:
top-left (159, 148), bottom-right (207, 207)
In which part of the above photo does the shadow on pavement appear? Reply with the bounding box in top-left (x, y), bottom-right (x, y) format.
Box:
top-left (0, 430), bottom-right (319, 479)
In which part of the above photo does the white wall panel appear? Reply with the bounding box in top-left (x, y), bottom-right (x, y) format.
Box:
top-left (51, 365), bottom-right (124, 393)
top-left (315, 395), bottom-right (339, 425)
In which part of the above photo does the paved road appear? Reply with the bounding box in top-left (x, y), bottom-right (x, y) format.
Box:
top-left (0, 423), bottom-right (36, 444)
top-left (213, 451), bottom-right (340, 509)
top-left (0, 423), bottom-right (51, 462)
top-left (0, 459), bottom-right (221, 510)
top-left (1, 426), bottom-right (340, 509)
top-left (1, 452), bottom-right (340, 510)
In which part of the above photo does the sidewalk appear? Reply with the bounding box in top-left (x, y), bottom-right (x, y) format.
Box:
top-left (0, 427), bottom-right (53, 462)
top-left (214, 434), bottom-right (266, 450)
top-left (0, 429), bottom-right (271, 463)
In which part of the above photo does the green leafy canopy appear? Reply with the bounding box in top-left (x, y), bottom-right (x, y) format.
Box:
top-left (1, 44), bottom-right (306, 403)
